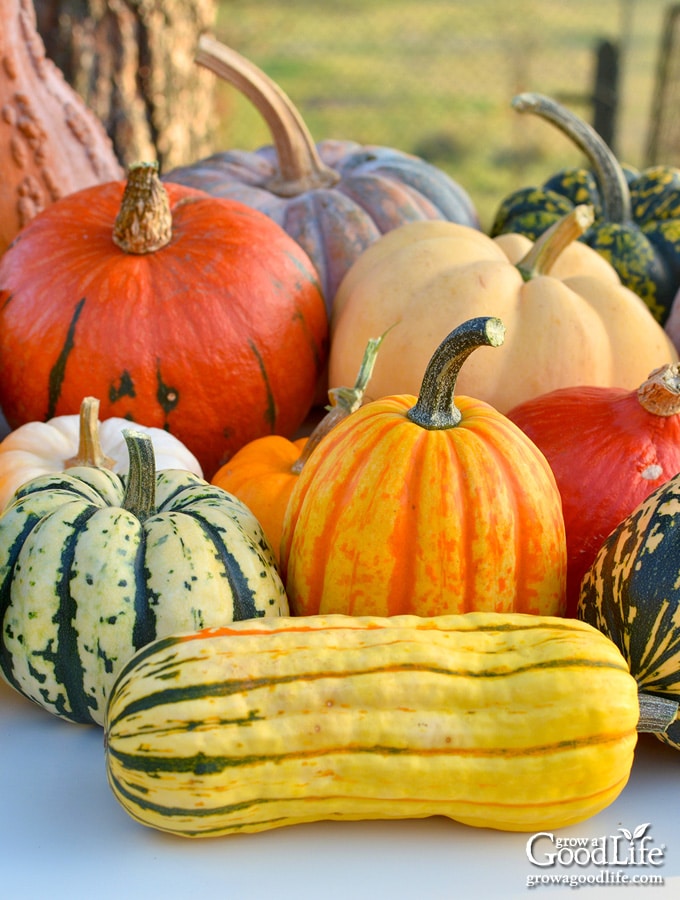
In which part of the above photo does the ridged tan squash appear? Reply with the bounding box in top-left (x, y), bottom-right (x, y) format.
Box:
top-left (329, 207), bottom-right (677, 412)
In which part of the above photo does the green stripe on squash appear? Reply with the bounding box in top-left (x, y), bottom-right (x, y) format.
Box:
top-left (0, 430), bottom-right (288, 726)
top-left (579, 471), bottom-right (680, 750)
top-left (104, 612), bottom-right (677, 838)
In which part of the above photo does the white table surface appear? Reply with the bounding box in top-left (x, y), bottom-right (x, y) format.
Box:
top-left (1, 676), bottom-right (679, 900)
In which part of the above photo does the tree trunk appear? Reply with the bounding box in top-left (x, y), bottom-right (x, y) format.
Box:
top-left (33, 0), bottom-right (218, 171)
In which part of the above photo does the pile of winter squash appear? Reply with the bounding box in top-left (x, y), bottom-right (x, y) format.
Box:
top-left (2, 23), bottom-right (680, 842)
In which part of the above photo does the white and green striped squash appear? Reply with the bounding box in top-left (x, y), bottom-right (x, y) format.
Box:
top-left (104, 612), bottom-right (678, 838)
top-left (0, 430), bottom-right (288, 726)
top-left (579, 471), bottom-right (680, 750)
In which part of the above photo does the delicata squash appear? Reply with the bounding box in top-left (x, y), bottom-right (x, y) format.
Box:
top-left (104, 612), bottom-right (678, 838)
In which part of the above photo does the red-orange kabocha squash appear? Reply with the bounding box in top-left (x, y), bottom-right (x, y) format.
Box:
top-left (0, 162), bottom-right (328, 478)
top-left (280, 316), bottom-right (567, 618)
top-left (508, 363), bottom-right (680, 617)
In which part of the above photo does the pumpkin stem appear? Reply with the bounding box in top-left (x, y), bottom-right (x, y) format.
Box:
top-left (407, 317), bottom-right (505, 430)
top-left (637, 363), bottom-right (680, 417)
top-left (112, 162), bottom-right (173, 254)
top-left (195, 35), bottom-right (340, 197)
top-left (637, 691), bottom-right (679, 734)
top-left (122, 430), bottom-right (157, 522)
top-left (511, 92), bottom-right (632, 225)
top-left (516, 204), bottom-right (594, 281)
top-left (291, 331), bottom-right (387, 474)
top-left (64, 396), bottom-right (116, 470)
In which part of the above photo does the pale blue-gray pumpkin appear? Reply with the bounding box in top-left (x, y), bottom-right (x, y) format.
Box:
top-left (164, 37), bottom-right (479, 311)
top-left (0, 430), bottom-right (288, 726)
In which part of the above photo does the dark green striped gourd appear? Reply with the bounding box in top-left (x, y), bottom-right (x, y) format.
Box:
top-left (0, 430), bottom-right (288, 726)
top-left (104, 612), bottom-right (678, 838)
top-left (579, 472), bottom-right (680, 750)
top-left (490, 93), bottom-right (680, 324)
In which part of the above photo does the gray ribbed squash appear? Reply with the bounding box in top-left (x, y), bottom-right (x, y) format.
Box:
top-left (0, 430), bottom-right (288, 726)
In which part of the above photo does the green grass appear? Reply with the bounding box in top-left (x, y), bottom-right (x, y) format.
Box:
top-left (211, 0), bottom-right (672, 230)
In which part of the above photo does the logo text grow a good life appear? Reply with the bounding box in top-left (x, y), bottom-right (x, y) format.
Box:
top-left (525, 823), bottom-right (666, 889)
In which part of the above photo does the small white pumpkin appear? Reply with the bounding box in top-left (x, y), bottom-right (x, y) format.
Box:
top-left (0, 396), bottom-right (202, 511)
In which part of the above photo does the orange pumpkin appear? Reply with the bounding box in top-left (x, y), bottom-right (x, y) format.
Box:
top-left (0, 162), bottom-right (328, 479)
top-left (212, 335), bottom-right (385, 562)
top-left (280, 316), bottom-right (567, 618)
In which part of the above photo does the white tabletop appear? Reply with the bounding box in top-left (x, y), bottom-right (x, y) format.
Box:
top-left (1, 676), bottom-right (679, 900)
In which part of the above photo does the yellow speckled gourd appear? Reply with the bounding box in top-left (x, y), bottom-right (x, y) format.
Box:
top-left (104, 611), bottom-right (678, 838)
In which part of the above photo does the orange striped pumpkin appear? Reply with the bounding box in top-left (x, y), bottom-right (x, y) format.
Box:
top-left (279, 316), bottom-right (567, 617)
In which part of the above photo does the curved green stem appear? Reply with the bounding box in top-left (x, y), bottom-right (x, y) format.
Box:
top-left (511, 92), bottom-right (632, 224)
top-left (291, 331), bottom-right (388, 473)
top-left (407, 317), bottom-right (505, 430)
top-left (195, 35), bottom-right (340, 197)
top-left (122, 430), bottom-right (157, 522)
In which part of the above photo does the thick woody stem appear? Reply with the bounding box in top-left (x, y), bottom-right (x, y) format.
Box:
top-left (112, 162), bottom-right (172, 254)
top-left (121, 430), bottom-right (157, 522)
top-left (637, 364), bottom-right (680, 417)
top-left (637, 692), bottom-right (679, 734)
top-left (407, 317), bottom-right (505, 430)
top-left (512, 92), bottom-right (632, 224)
top-left (516, 205), bottom-right (594, 280)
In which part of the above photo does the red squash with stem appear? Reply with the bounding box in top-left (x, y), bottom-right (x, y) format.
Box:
top-left (508, 364), bottom-right (680, 616)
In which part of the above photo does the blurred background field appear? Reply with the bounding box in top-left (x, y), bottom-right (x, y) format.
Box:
top-left (211, 0), bottom-right (678, 230)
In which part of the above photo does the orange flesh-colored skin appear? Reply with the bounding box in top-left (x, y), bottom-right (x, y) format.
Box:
top-left (508, 384), bottom-right (680, 617)
top-left (0, 181), bottom-right (328, 479)
top-left (279, 394), bottom-right (567, 618)
top-left (211, 435), bottom-right (307, 562)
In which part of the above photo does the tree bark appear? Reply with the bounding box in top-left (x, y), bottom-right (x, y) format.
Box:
top-left (33, 0), bottom-right (217, 171)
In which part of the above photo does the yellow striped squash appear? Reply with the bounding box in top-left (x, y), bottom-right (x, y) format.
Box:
top-left (0, 431), bottom-right (288, 726)
top-left (104, 611), bottom-right (670, 838)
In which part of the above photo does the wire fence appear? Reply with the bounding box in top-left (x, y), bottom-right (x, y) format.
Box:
top-left (211, 0), bottom-right (675, 228)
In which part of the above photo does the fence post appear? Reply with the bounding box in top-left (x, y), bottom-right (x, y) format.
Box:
top-left (593, 39), bottom-right (619, 151)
